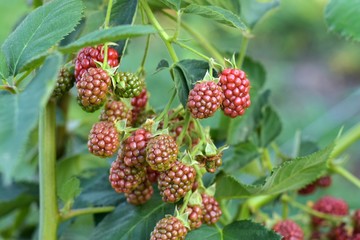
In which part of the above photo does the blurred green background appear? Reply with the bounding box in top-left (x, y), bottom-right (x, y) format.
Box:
top-left (1, 0), bottom-right (359, 235)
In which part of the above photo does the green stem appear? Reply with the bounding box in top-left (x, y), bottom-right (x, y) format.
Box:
top-left (60, 206), bottom-right (115, 222)
top-left (177, 111), bottom-right (191, 145)
top-left (331, 122), bottom-right (360, 159)
top-left (161, 10), bottom-right (223, 64)
top-left (236, 36), bottom-right (249, 68)
top-left (139, 34), bottom-right (151, 74)
top-left (141, 0), bottom-right (178, 62)
top-left (15, 70), bottom-right (32, 87)
top-left (282, 199), bottom-right (288, 220)
top-left (103, 0), bottom-right (114, 66)
top-left (330, 164), bottom-right (360, 188)
top-left (282, 195), bottom-right (344, 222)
top-left (220, 200), bottom-right (232, 223)
top-left (179, 191), bottom-right (192, 214)
top-left (271, 142), bottom-right (289, 161)
top-left (171, 10), bottom-right (182, 42)
top-left (261, 148), bottom-right (273, 172)
top-left (39, 100), bottom-right (58, 240)
top-left (0, 85), bottom-right (17, 94)
top-left (194, 119), bottom-right (206, 143)
top-left (237, 202), bottom-right (251, 220)
top-left (174, 41), bottom-right (210, 61)
top-left (154, 89), bottom-right (177, 127)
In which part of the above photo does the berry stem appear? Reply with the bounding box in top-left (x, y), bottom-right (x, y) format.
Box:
top-left (154, 89), bottom-right (177, 128)
top-left (39, 100), bottom-right (59, 240)
top-left (174, 41), bottom-right (211, 61)
top-left (171, 10), bottom-right (182, 42)
top-left (0, 84), bottom-right (17, 94)
top-left (331, 122), bottom-right (360, 159)
top-left (176, 111), bottom-right (191, 146)
top-left (282, 198), bottom-right (289, 220)
top-left (141, 0), bottom-right (179, 62)
top-left (60, 206), bottom-right (115, 222)
top-left (138, 34), bottom-right (151, 75)
top-left (281, 195), bottom-right (345, 223)
top-left (236, 35), bottom-right (250, 68)
top-left (261, 148), bottom-right (273, 172)
top-left (103, 0), bottom-right (114, 67)
top-left (329, 164), bottom-right (360, 188)
top-left (160, 10), bottom-right (224, 64)
top-left (179, 191), bottom-right (192, 214)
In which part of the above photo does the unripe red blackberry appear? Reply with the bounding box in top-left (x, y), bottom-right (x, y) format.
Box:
top-left (353, 209), bottom-right (360, 234)
top-left (99, 100), bottom-right (132, 123)
top-left (158, 161), bottom-right (196, 203)
top-left (328, 222), bottom-right (349, 240)
top-left (187, 81), bottom-right (224, 119)
top-left (201, 193), bottom-right (222, 225)
top-left (131, 88), bottom-right (148, 124)
top-left (196, 153), bottom-right (222, 173)
top-left (316, 175), bottom-right (332, 188)
top-left (310, 231), bottom-right (322, 240)
top-left (76, 68), bottom-right (111, 112)
top-left (298, 182), bottom-right (317, 195)
top-left (218, 68), bottom-right (251, 118)
top-left (185, 205), bottom-right (203, 230)
top-left (109, 155), bottom-right (146, 193)
top-left (147, 166), bottom-right (160, 183)
top-left (88, 121), bottom-right (119, 157)
top-left (312, 196), bottom-right (349, 226)
top-left (146, 135), bottom-right (178, 171)
top-left (150, 216), bottom-right (187, 240)
top-left (74, 45), bottom-right (119, 81)
top-left (272, 220), bottom-right (304, 240)
top-left (115, 72), bottom-right (144, 98)
top-left (353, 233), bottom-right (360, 240)
top-left (125, 179), bottom-right (153, 205)
top-left (119, 128), bottom-right (152, 167)
top-left (52, 68), bottom-right (75, 98)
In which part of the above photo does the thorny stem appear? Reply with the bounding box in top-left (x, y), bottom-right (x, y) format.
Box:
top-left (329, 164), bottom-right (360, 188)
top-left (141, 0), bottom-right (179, 62)
top-left (60, 206), bottom-right (115, 222)
top-left (39, 101), bottom-right (58, 240)
top-left (103, 0), bottom-right (113, 66)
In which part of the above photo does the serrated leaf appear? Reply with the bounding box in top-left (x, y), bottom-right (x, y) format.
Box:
top-left (186, 225), bottom-right (221, 240)
top-left (240, 0), bottom-right (280, 28)
top-left (173, 59), bottom-right (210, 107)
top-left (90, 193), bottom-right (173, 240)
top-left (223, 220), bottom-right (281, 240)
top-left (160, 0), bottom-right (181, 10)
top-left (260, 144), bottom-right (334, 194)
top-left (299, 140), bottom-right (319, 157)
top-left (58, 177), bottom-right (81, 205)
top-left (222, 141), bottom-right (260, 172)
top-left (242, 56), bottom-right (266, 98)
top-left (1, 0), bottom-right (83, 75)
top-left (60, 25), bottom-right (156, 53)
top-left (259, 106), bottom-right (281, 147)
top-left (184, 4), bottom-right (248, 31)
top-left (215, 171), bottom-right (261, 199)
top-left (110, 0), bottom-right (139, 55)
top-left (325, 0), bottom-right (360, 42)
top-left (60, 18), bottom-right (86, 47)
top-left (0, 53), bottom-right (62, 183)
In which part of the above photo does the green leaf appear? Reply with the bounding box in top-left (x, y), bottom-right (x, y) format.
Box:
top-left (242, 56), bottom-right (266, 98)
top-left (325, 0), bottom-right (360, 42)
top-left (0, 53), bottom-right (62, 183)
top-left (110, 0), bottom-right (139, 55)
top-left (259, 106), bottom-right (282, 147)
top-left (186, 225), bottom-right (221, 240)
top-left (173, 59), bottom-right (210, 107)
top-left (215, 171), bottom-right (260, 199)
top-left (58, 177), bottom-right (81, 206)
top-left (183, 4), bottom-right (248, 31)
top-left (223, 220), bottom-right (281, 240)
top-left (90, 193), bottom-right (173, 240)
top-left (0, 51), bottom-right (9, 79)
top-left (299, 140), bottom-right (319, 157)
top-left (1, 0), bottom-right (83, 75)
top-left (240, 0), bottom-right (280, 28)
top-left (160, 0), bottom-right (181, 10)
top-left (60, 25), bottom-right (156, 53)
top-left (260, 144), bottom-right (334, 194)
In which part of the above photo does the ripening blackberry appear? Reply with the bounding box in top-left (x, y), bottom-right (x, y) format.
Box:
top-left (312, 196), bottom-right (348, 226)
top-left (99, 100), bottom-right (132, 124)
top-left (272, 220), bottom-right (304, 240)
top-left (201, 193), bottom-right (222, 225)
top-left (150, 216), bottom-right (187, 240)
top-left (146, 135), bottom-right (178, 171)
top-left (88, 121), bottom-right (119, 157)
top-left (125, 179), bottom-right (153, 205)
top-left (52, 67), bottom-right (75, 98)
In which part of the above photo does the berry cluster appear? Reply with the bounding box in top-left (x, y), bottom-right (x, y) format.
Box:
top-left (187, 67), bottom-right (251, 119)
top-left (298, 175), bottom-right (332, 195)
top-left (272, 220), bottom-right (304, 240)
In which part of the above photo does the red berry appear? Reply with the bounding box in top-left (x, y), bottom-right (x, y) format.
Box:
top-left (52, 67), bottom-right (75, 98)
top-left (196, 153), bottom-right (222, 173)
top-left (328, 222), bottom-right (350, 240)
top-left (146, 166), bottom-right (160, 183)
top-left (298, 182), bottom-right (317, 195)
top-left (272, 220), bottom-right (304, 240)
top-left (131, 88), bottom-right (148, 124)
top-left (99, 100), bottom-right (132, 124)
top-left (146, 135), bottom-right (178, 171)
top-left (76, 67), bottom-right (111, 112)
top-left (218, 68), bottom-right (251, 118)
top-left (201, 193), bottom-right (222, 225)
top-left (353, 209), bottom-right (360, 234)
top-left (125, 179), bottom-right (153, 205)
top-left (74, 45), bottom-right (119, 81)
top-left (316, 175), bottom-right (332, 188)
top-left (353, 234), bottom-right (360, 240)
top-left (186, 205), bottom-right (203, 230)
top-left (88, 121), bottom-right (119, 157)
top-left (109, 154), bottom-right (146, 193)
top-left (150, 216), bottom-right (187, 240)
top-left (187, 81), bottom-right (224, 119)
top-left (120, 128), bottom-right (152, 167)
top-left (312, 196), bottom-right (348, 226)
top-left (158, 161), bottom-right (196, 203)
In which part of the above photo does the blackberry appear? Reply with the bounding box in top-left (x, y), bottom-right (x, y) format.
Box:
top-left (99, 100), bottom-right (132, 124)
top-left (218, 68), bottom-right (251, 118)
top-left (125, 179), bottom-right (153, 205)
top-left (187, 81), bottom-right (224, 119)
top-left (185, 205), bottom-right (203, 230)
top-left (316, 175), bottom-right (332, 188)
top-left (147, 166), bottom-right (160, 183)
top-left (150, 216), bottom-right (187, 240)
top-left (353, 209), bottom-right (360, 234)
top-left (52, 67), bottom-right (75, 98)
top-left (146, 135), bottom-right (178, 171)
top-left (196, 153), bottom-right (222, 173)
top-left (328, 223), bottom-right (349, 240)
top-left (115, 72), bottom-right (144, 98)
top-left (272, 220), bottom-right (304, 240)
top-left (201, 193), bottom-right (222, 225)
top-left (158, 161), bottom-right (196, 203)
top-left (312, 196), bottom-right (348, 226)
top-left (131, 88), bottom-right (148, 124)
top-left (298, 182), bottom-right (317, 195)
top-left (88, 121), bottom-right (119, 157)
top-left (76, 67), bottom-right (111, 112)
